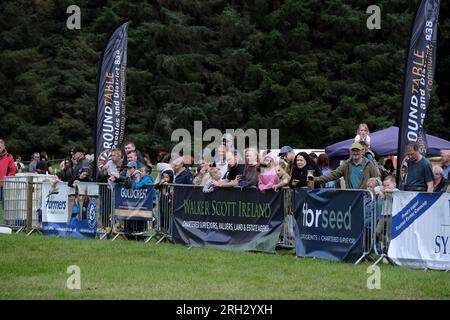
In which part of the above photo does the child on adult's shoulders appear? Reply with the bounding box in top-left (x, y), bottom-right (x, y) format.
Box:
top-left (354, 123), bottom-right (371, 146)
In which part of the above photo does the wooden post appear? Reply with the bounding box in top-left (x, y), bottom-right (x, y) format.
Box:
top-left (27, 176), bottom-right (33, 233)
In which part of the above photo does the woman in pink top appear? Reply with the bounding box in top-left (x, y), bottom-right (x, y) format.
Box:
top-left (258, 152), bottom-right (280, 191)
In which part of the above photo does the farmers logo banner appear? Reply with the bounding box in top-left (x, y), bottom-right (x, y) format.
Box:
top-left (293, 189), bottom-right (365, 262)
top-left (114, 185), bottom-right (155, 221)
top-left (95, 20), bottom-right (128, 180)
top-left (397, 0), bottom-right (440, 179)
top-left (42, 182), bottom-right (98, 238)
top-left (172, 186), bottom-right (284, 253)
top-left (388, 191), bottom-right (450, 270)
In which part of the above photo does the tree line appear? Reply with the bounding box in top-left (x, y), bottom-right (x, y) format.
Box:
top-left (1, 0), bottom-right (449, 161)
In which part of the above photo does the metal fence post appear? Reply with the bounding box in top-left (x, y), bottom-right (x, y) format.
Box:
top-left (26, 176), bottom-right (33, 233)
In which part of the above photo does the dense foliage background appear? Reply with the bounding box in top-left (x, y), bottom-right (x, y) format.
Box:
top-left (1, 0), bottom-right (449, 161)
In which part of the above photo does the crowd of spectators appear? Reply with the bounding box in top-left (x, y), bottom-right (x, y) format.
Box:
top-left (1, 123), bottom-right (449, 195)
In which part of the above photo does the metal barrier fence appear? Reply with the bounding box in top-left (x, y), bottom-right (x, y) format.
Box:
top-left (150, 185), bottom-right (376, 261)
top-left (1, 179), bottom-right (30, 233)
top-left (0, 178), bottom-right (378, 262)
top-left (277, 188), bottom-right (295, 248)
top-left (0, 177), bottom-right (115, 238)
top-left (358, 190), bottom-right (375, 264)
top-left (146, 184), bottom-right (174, 243)
top-left (1, 176), bottom-right (45, 234)
top-left (373, 191), bottom-right (394, 265)
top-left (97, 183), bottom-right (114, 240)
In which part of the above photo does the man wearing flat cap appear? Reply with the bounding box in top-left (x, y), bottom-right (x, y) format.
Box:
top-left (314, 142), bottom-right (380, 189)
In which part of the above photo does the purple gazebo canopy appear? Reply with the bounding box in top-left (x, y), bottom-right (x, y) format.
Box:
top-left (325, 126), bottom-right (450, 157)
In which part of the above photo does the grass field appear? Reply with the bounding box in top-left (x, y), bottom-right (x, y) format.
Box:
top-left (0, 233), bottom-right (449, 300)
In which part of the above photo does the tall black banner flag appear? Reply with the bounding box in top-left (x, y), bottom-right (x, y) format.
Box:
top-left (397, 0), bottom-right (440, 185)
top-left (94, 21), bottom-right (128, 180)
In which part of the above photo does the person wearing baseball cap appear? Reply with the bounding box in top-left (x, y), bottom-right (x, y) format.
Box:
top-left (125, 161), bottom-right (137, 168)
top-left (278, 146), bottom-right (295, 170)
top-left (109, 160), bottom-right (141, 188)
top-left (71, 146), bottom-right (93, 184)
top-left (314, 142), bottom-right (380, 189)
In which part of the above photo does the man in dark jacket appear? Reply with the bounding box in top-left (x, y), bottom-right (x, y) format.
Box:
top-left (71, 147), bottom-right (94, 183)
top-left (173, 157), bottom-right (193, 185)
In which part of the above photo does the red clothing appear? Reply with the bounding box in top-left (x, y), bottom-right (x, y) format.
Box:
top-left (0, 151), bottom-right (16, 186)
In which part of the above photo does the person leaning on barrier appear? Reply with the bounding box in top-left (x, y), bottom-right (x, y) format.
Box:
top-left (99, 148), bottom-right (123, 181)
top-left (193, 160), bottom-right (213, 186)
top-left (110, 161), bottom-right (139, 188)
top-left (57, 156), bottom-right (76, 186)
top-left (132, 165), bottom-right (153, 189)
top-left (202, 167), bottom-right (222, 193)
top-left (258, 152), bottom-right (279, 192)
top-left (212, 144), bottom-right (229, 180)
top-left (365, 177), bottom-right (383, 227)
top-left (72, 147), bottom-right (94, 182)
top-left (272, 161), bottom-right (291, 192)
top-left (314, 143), bottom-right (380, 189)
top-left (440, 149), bottom-right (450, 181)
top-left (132, 165), bottom-right (156, 207)
top-left (155, 168), bottom-right (174, 190)
top-left (317, 153), bottom-right (335, 188)
top-left (289, 152), bottom-right (321, 188)
top-left (402, 141), bottom-right (433, 192)
top-left (375, 175), bottom-right (399, 254)
top-left (213, 151), bottom-right (244, 188)
top-left (278, 146), bottom-right (295, 173)
top-left (172, 157), bottom-right (193, 185)
top-left (432, 166), bottom-right (448, 192)
top-left (242, 148), bottom-right (260, 187)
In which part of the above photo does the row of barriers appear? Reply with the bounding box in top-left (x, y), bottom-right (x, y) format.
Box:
top-left (0, 175), bottom-right (393, 265)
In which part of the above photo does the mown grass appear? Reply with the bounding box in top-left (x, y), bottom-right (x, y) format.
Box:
top-left (0, 234), bottom-right (449, 300)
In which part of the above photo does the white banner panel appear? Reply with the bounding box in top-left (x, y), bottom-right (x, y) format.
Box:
top-left (388, 191), bottom-right (450, 270)
top-left (42, 182), bottom-right (69, 224)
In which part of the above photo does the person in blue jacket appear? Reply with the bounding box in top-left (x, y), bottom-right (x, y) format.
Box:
top-left (132, 165), bottom-right (156, 201)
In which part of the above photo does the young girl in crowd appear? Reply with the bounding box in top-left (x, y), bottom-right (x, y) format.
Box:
top-left (354, 123), bottom-right (371, 145)
top-left (272, 162), bottom-right (291, 192)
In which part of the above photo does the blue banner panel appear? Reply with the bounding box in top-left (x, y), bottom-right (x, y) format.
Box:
top-left (293, 189), bottom-right (365, 262)
top-left (114, 185), bottom-right (154, 221)
top-left (172, 186), bottom-right (284, 253)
